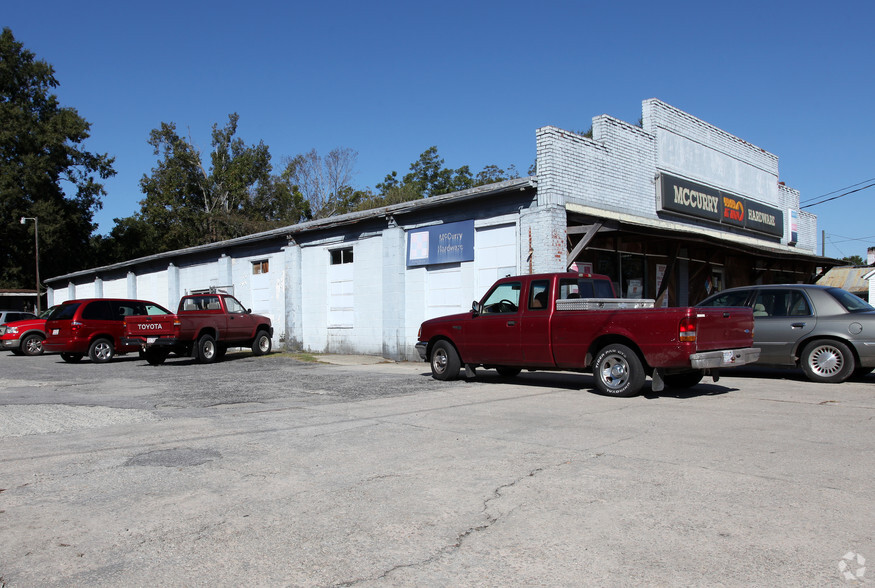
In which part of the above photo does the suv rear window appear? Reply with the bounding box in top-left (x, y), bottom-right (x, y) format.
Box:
top-left (48, 303), bottom-right (82, 321)
top-left (83, 300), bottom-right (114, 320)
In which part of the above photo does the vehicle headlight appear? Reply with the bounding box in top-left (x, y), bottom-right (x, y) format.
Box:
top-left (8, 326), bottom-right (19, 334)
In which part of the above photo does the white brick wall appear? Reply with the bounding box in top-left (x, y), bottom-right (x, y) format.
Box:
top-left (519, 204), bottom-right (567, 273)
top-left (536, 98), bottom-right (816, 255)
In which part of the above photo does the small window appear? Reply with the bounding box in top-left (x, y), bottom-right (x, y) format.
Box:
top-left (331, 247), bottom-right (354, 265)
top-left (252, 260), bottom-right (269, 274)
top-left (528, 280), bottom-right (550, 310)
top-left (83, 300), bottom-right (114, 321)
top-left (183, 296), bottom-right (220, 311)
top-left (112, 302), bottom-right (138, 318)
top-left (225, 296), bottom-right (246, 314)
top-left (481, 282), bottom-right (521, 314)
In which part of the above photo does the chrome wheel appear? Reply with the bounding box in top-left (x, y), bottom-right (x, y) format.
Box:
top-left (89, 338), bottom-right (114, 363)
top-left (432, 347), bottom-right (449, 375)
top-left (429, 340), bottom-right (461, 381)
top-left (599, 352), bottom-right (630, 391)
top-left (251, 331), bottom-right (271, 356)
top-left (22, 334), bottom-right (44, 356)
top-left (592, 344), bottom-right (645, 397)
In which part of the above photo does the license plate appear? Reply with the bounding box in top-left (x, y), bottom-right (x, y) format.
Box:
top-left (723, 350), bottom-right (734, 364)
top-left (147, 337), bottom-right (156, 344)
top-left (52, 329), bottom-right (59, 336)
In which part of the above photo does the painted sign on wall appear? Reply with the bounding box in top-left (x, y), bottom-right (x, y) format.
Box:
top-left (658, 173), bottom-right (784, 238)
top-left (788, 209), bottom-right (799, 245)
top-left (407, 220), bottom-right (475, 267)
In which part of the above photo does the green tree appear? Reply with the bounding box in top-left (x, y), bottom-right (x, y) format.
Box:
top-left (376, 146), bottom-right (520, 200)
top-left (116, 113), bottom-right (309, 256)
top-left (0, 27), bottom-right (115, 289)
top-left (841, 255), bottom-right (864, 266)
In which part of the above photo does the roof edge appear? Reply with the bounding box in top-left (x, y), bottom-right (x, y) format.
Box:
top-left (45, 177), bottom-right (537, 284)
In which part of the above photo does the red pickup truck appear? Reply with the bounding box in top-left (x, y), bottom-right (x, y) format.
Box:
top-left (123, 293), bottom-right (273, 365)
top-left (415, 272), bottom-right (759, 397)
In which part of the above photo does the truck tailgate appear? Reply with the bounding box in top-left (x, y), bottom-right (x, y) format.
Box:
top-left (125, 314), bottom-right (178, 337)
top-left (693, 307), bottom-right (754, 351)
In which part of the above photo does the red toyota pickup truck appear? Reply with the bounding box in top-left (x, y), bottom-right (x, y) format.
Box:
top-left (415, 272), bottom-right (759, 397)
top-left (123, 293), bottom-right (273, 365)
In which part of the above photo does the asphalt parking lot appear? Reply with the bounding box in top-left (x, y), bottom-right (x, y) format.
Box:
top-left (0, 351), bottom-right (873, 587)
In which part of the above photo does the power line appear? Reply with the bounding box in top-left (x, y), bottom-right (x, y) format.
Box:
top-left (801, 177), bottom-right (875, 204)
top-left (801, 182), bottom-right (875, 209)
top-left (824, 233), bottom-right (875, 244)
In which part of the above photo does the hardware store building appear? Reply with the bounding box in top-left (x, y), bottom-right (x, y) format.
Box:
top-left (45, 99), bottom-right (829, 360)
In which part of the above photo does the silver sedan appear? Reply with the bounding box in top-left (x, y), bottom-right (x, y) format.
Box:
top-left (698, 284), bottom-right (875, 383)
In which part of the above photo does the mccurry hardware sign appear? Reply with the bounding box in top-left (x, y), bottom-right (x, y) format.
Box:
top-left (658, 173), bottom-right (784, 238)
top-left (406, 219), bottom-right (475, 267)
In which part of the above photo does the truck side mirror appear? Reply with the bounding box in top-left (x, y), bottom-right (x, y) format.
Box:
top-left (471, 301), bottom-right (481, 316)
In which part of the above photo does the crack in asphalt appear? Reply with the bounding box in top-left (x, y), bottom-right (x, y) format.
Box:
top-left (331, 460), bottom-right (570, 587)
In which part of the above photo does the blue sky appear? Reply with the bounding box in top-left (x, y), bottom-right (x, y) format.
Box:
top-left (6, 0), bottom-right (874, 260)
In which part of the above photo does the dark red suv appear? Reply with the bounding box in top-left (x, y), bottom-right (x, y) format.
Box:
top-left (43, 298), bottom-right (171, 363)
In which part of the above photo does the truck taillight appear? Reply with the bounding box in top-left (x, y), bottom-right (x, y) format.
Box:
top-left (678, 317), bottom-right (697, 342)
top-left (173, 319), bottom-right (182, 327)
top-left (417, 327), bottom-right (422, 340)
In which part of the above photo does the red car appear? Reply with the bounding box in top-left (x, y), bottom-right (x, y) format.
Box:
top-left (43, 298), bottom-right (171, 363)
top-left (0, 306), bottom-right (56, 356)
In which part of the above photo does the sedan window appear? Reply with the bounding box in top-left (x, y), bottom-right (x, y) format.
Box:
top-left (828, 288), bottom-right (874, 313)
top-left (787, 291), bottom-right (812, 316)
top-left (752, 290), bottom-right (812, 318)
top-left (698, 290), bottom-right (750, 308)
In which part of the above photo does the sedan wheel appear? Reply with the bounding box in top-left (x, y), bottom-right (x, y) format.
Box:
top-left (800, 339), bottom-right (854, 383)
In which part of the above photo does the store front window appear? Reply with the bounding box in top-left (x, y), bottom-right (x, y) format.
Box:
top-left (621, 254), bottom-right (645, 299)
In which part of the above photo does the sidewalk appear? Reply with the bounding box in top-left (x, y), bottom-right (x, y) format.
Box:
top-left (316, 354), bottom-right (396, 366)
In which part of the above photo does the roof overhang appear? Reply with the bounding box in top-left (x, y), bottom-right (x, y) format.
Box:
top-left (566, 202), bottom-right (839, 265)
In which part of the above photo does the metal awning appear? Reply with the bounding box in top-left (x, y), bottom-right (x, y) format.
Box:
top-left (566, 203), bottom-right (840, 266)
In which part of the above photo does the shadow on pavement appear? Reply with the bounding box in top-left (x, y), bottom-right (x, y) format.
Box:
top-left (420, 368), bottom-right (736, 399)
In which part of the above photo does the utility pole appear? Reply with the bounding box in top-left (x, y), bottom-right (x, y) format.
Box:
top-left (20, 216), bottom-right (40, 313)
